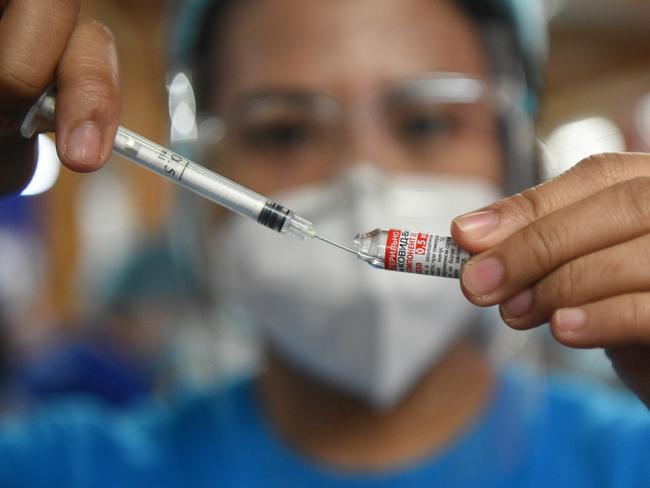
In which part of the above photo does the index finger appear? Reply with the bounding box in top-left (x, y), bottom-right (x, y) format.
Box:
top-left (0, 0), bottom-right (79, 109)
top-left (451, 153), bottom-right (650, 254)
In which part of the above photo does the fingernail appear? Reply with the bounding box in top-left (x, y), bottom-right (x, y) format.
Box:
top-left (501, 288), bottom-right (534, 319)
top-left (454, 210), bottom-right (499, 239)
top-left (65, 122), bottom-right (102, 166)
top-left (555, 308), bottom-right (587, 334)
top-left (462, 257), bottom-right (504, 297)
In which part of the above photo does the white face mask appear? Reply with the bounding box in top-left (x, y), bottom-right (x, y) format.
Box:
top-left (210, 166), bottom-right (501, 408)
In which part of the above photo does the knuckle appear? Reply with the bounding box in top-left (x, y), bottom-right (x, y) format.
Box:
top-left (626, 294), bottom-right (648, 342)
top-left (518, 222), bottom-right (558, 272)
top-left (639, 235), bottom-right (650, 272)
top-left (574, 152), bottom-right (627, 188)
top-left (501, 186), bottom-right (548, 224)
top-left (0, 60), bottom-right (48, 99)
top-left (60, 53), bottom-right (118, 97)
top-left (77, 70), bottom-right (117, 95)
top-left (77, 78), bottom-right (119, 115)
top-left (623, 177), bottom-right (650, 227)
top-left (548, 258), bottom-right (588, 307)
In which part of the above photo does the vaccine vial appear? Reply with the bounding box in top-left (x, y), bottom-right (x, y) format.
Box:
top-left (354, 228), bottom-right (470, 279)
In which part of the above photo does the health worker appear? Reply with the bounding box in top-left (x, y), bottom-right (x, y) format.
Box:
top-left (0, 0), bottom-right (650, 487)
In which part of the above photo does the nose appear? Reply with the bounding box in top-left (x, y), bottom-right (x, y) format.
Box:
top-left (335, 97), bottom-right (409, 174)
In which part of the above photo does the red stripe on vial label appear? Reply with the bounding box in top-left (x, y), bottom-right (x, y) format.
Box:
top-left (384, 229), bottom-right (402, 271)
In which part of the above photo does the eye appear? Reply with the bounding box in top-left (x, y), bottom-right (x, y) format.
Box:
top-left (397, 111), bottom-right (456, 142)
top-left (241, 121), bottom-right (315, 151)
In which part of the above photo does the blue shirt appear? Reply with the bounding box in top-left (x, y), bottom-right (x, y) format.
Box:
top-left (0, 368), bottom-right (648, 487)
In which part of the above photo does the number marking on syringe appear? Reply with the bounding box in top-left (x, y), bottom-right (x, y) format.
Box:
top-left (157, 149), bottom-right (190, 182)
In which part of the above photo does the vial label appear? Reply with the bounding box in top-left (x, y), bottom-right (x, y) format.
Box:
top-left (383, 229), bottom-right (470, 279)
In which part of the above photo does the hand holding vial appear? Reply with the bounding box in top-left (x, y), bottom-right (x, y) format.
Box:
top-left (452, 153), bottom-right (650, 407)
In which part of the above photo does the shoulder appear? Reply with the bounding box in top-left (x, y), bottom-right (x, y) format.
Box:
top-left (538, 372), bottom-right (650, 437)
top-left (505, 368), bottom-right (650, 486)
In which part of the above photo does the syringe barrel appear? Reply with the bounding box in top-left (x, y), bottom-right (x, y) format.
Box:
top-left (113, 127), bottom-right (317, 238)
top-left (355, 228), bottom-right (471, 279)
top-left (21, 91), bottom-right (318, 238)
top-left (114, 127), bottom-right (267, 221)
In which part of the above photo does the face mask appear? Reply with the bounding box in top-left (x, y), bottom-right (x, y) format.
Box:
top-left (210, 166), bottom-right (501, 408)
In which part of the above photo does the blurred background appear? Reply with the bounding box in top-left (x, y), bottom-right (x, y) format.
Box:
top-left (1, 0), bottom-right (649, 409)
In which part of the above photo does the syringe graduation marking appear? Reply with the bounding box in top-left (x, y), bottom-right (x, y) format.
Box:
top-left (117, 127), bottom-right (190, 183)
top-left (156, 148), bottom-right (190, 182)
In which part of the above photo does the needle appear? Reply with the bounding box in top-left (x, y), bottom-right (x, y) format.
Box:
top-left (314, 235), bottom-right (358, 255)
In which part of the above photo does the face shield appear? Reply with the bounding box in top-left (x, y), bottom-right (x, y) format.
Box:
top-left (161, 68), bottom-right (545, 407)
top-left (191, 73), bottom-right (512, 182)
top-left (160, 0), bottom-right (551, 407)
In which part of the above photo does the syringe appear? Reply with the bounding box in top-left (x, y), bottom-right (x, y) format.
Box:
top-left (20, 91), bottom-right (336, 242)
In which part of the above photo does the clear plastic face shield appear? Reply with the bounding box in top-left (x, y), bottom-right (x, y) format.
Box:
top-left (196, 73), bottom-right (510, 184)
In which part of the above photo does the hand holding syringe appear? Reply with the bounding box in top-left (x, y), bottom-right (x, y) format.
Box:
top-left (22, 91), bottom-right (320, 240)
top-left (22, 91), bottom-right (469, 280)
